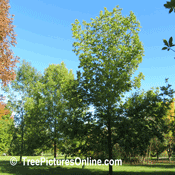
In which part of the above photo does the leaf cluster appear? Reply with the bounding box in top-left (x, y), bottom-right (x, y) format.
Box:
top-left (162, 37), bottom-right (175, 52)
top-left (164, 0), bottom-right (175, 13)
top-left (162, 1), bottom-right (175, 57)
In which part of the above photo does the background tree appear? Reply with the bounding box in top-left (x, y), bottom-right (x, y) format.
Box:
top-left (4, 96), bottom-right (28, 163)
top-left (71, 5), bottom-right (145, 175)
top-left (162, 100), bottom-right (175, 161)
top-left (1, 59), bottom-right (44, 162)
top-left (149, 136), bottom-right (167, 161)
top-left (0, 0), bottom-right (20, 89)
top-left (117, 83), bottom-right (174, 164)
top-left (24, 61), bottom-right (85, 160)
top-left (0, 100), bottom-right (14, 155)
top-left (145, 100), bottom-right (175, 162)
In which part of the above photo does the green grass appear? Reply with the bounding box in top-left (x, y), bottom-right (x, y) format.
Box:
top-left (1, 155), bottom-right (175, 175)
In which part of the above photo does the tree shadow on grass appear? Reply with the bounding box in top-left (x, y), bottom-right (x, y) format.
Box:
top-left (0, 160), bottom-right (95, 175)
top-left (123, 162), bottom-right (175, 169)
top-left (1, 160), bottom-right (175, 175)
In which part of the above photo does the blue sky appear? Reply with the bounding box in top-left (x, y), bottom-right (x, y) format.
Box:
top-left (1, 0), bottom-right (175, 116)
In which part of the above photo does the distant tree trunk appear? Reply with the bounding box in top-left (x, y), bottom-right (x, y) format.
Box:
top-left (156, 152), bottom-right (159, 161)
top-left (20, 108), bottom-right (24, 164)
top-left (149, 142), bottom-right (152, 160)
top-left (147, 148), bottom-right (149, 164)
top-left (54, 118), bottom-right (57, 159)
top-left (142, 155), bottom-right (145, 165)
top-left (168, 144), bottom-right (172, 162)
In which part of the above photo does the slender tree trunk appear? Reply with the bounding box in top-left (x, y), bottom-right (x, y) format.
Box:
top-left (54, 140), bottom-right (56, 159)
top-left (107, 108), bottom-right (112, 175)
top-left (168, 144), bottom-right (172, 163)
top-left (149, 142), bottom-right (152, 160)
top-left (157, 152), bottom-right (159, 161)
top-left (54, 118), bottom-right (57, 159)
top-left (146, 149), bottom-right (148, 164)
top-left (168, 150), bottom-right (171, 162)
top-left (20, 128), bottom-right (23, 163)
top-left (20, 109), bottom-right (24, 164)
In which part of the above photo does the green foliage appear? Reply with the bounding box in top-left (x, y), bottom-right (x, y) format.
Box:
top-left (57, 136), bottom-right (84, 156)
top-left (150, 136), bottom-right (167, 159)
top-left (164, 0), bottom-right (175, 13)
top-left (1, 59), bottom-right (48, 157)
top-left (162, 37), bottom-right (175, 52)
top-left (162, 1), bottom-right (175, 56)
top-left (72, 6), bottom-right (144, 107)
top-left (0, 106), bottom-right (13, 155)
top-left (7, 126), bottom-right (21, 156)
top-left (1, 59), bottom-right (88, 158)
top-left (116, 81), bottom-right (175, 159)
top-left (112, 143), bottom-right (126, 160)
top-left (22, 61), bottom-right (84, 158)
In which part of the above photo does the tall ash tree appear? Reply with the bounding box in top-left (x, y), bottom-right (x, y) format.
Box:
top-left (71, 6), bottom-right (144, 175)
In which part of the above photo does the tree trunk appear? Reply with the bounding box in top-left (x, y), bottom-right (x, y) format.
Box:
top-left (149, 142), bottom-right (152, 161)
top-left (157, 152), bottom-right (159, 161)
top-left (142, 155), bottom-right (145, 165)
top-left (147, 148), bottom-right (149, 164)
top-left (20, 109), bottom-right (24, 164)
top-left (168, 151), bottom-right (171, 162)
top-left (54, 118), bottom-right (57, 159)
top-left (107, 109), bottom-right (112, 175)
top-left (54, 139), bottom-right (56, 159)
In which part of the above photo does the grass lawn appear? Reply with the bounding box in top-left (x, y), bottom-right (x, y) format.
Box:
top-left (1, 156), bottom-right (175, 175)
